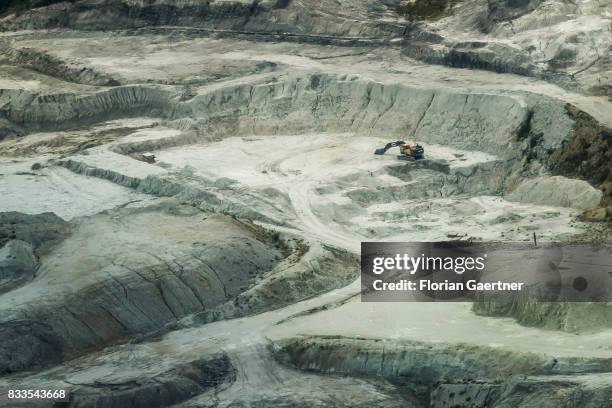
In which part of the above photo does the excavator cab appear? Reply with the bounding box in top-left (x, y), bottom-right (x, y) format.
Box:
top-left (398, 143), bottom-right (424, 160)
top-left (374, 140), bottom-right (424, 161)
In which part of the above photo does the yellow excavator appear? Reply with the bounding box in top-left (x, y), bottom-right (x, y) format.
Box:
top-left (374, 141), bottom-right (424, 161)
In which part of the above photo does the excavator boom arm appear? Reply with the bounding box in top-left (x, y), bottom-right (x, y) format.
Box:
top-left (374, 140), bottom-right (405, 155)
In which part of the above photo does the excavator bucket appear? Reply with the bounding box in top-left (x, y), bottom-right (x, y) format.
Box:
top-left (374, 141), bottom-right (405, 155)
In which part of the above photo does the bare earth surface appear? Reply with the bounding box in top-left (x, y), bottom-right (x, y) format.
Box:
top-left (0, 1), bottom-right (611, 406)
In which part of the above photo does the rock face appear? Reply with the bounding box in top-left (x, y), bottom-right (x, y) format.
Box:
top-left (432, 375), bottom-right (612, 408)
top-left (0, 240), bottom-right (37, 294)
top-left (2, 45), bottom-right (121, 86)
top-left (0, 212), bottom-right (70, 254)
top-left (1, 86), bottom-right (173, 132)
top-left (0, 200), bottom-right (361, 375)
top-left (431, 382), bottom-right (501, 408)
top-left (486, 0), bottom-right (544, 26)
top-left (507, 176), bottom-right (603, 210)
top-left (579, 206), bottom-right (612, 223)
top-left (0, 118), bottom-right (24, 141)
top-left (0, 320), bottom-right (64, 375)
top-left (0, 202), bottom-right (286, 374)
top-left (547, 105), bottom-right (612, 205)
top-left (0, 0), bottom-right (404, 37)
top-left (474, 301), bottom-right (612, 333)
top-left (275, 335), bottom-right (612, 381)
top-left (174, 74), bottom-right (541, 159)
top-left (406, 0), bottom-right (611, 95)
top-left (275, 335), bottom-right (612, 406)
top-left (6, 71), bottom-right (567, 163)
top-left (66, 353), bottom-right (236, 408)
top-left (4, 351), bottom-right (237, 408)
top-left (492, 375), bottom-right (612, 408)
top-left (1, 75), bottom-right (539, 156)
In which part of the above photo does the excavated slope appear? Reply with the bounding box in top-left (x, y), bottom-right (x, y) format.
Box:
top-left (2, 73), bottom-right (607, 204)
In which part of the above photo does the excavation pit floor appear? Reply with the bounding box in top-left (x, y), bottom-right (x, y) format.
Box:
top-left (0, 157), bottom-right (152, 220)
top-left (147, 133), bottom-right (587, 249)
top-left (3, 130), bottom-right (588, 248)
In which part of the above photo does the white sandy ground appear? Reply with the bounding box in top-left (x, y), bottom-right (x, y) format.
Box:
top-left (154, 134), bottom-right (497, 188)
top-left (152, 134), bottom-right (586, 251)
top-left (0, 157), bottom-right (152, 220)
top-left (0, 117), bottom-right (163, 219)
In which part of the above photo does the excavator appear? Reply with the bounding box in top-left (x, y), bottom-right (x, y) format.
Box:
top-left (374, 141), bottom-right (424, 161)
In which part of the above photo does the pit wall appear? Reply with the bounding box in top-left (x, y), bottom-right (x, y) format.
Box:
top-left (0, 0), bottom-right (405, 38)
top-left (177, 74), bottom-right (549, 160)
top-left (474, 299), bottom-right (612, 333)
top-left (174, 73), bottom-right (604, 206)
top-left (274, 335), bottom-right (612, 382)
top-left (274, 335), bottom-right (612, 407)
top-left (0, 73), bottom-right (575, 159)
top-left (1, 73), bottom-right (606, 205)
top-left (0, 86), bottom-right (173, 132)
